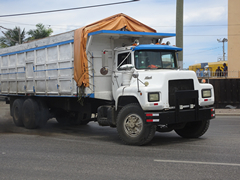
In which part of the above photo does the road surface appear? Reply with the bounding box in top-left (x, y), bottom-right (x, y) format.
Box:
top-left (0, 101), bottom-right (240, 180)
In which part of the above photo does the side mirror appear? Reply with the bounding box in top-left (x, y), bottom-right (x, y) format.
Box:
top-left (119, 64), bottom-right (134, 70)
top-left (132, 71), bottom-right (139, 78)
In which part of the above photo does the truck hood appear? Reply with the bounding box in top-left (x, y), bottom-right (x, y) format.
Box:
top-left (117, 69), bottom-right (214, 110)
top-left (135, 69), bottom-right (198, 86)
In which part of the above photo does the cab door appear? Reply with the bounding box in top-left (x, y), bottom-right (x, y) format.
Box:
top-left (112, 51), bottom-right (132, 100)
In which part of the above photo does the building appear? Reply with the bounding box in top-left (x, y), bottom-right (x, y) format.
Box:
top-left (228, 0), bottom-right (240, 78)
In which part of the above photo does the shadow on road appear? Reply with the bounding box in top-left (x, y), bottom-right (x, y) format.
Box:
top-left (0, 100), bottom-right (205, 146)
top-left (0, 117), bottom-right (204, 146)
top-left (149, 131), bottom-right (206, 146)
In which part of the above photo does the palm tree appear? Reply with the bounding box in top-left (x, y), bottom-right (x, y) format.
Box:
top-left (0, 26), bottom-right (26, 48)
top-left (27, 23), bottom-right (53, 41)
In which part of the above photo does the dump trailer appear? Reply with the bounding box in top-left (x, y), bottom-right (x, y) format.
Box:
top-left (0, 29), bottom-right (215, 145)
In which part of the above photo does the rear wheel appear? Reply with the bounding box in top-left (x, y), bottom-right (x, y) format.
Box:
top-left (174, 120), bottom-right (210, 138)
top-left (22, 99), bottom-right (40, 129)
top-left (12, 99), bottom-right (24, 127)
top-left (116, 103), bottom-right (156, 145)
top-left (37, 100), bottom-right (49, 128)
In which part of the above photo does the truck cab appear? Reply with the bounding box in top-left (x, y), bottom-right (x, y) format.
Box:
top-left (112, 44), bottom-right (214, 110)
top-left (85, 30), bottom-right (215, 145)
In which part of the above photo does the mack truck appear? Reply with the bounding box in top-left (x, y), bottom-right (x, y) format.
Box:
top-left (0, 27), bottom-right (215, 145)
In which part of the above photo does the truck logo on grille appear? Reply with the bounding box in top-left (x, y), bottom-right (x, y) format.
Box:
top-left (145, 76), bottom-right (152, 79)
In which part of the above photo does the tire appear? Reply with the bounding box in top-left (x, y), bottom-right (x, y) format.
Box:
top-left (22, 99), bottom-right (40, 129)
top-left (116, 103), bottom-right (156, 145)
top-left (37, 100), bottom-right (49, 128)
top-left (174, 120), bottom-right (210, 138)
top-left (12, 99), bottom-right (24, 127)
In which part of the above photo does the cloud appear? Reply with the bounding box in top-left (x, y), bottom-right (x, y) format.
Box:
top-left (184, 6), bottom-right (227, 24)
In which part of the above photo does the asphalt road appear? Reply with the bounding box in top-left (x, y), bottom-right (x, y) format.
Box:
top-left (0, 102), bottom-right (240, 180)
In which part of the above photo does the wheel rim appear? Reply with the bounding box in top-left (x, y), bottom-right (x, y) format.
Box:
top-left (123, 114), bottom-right (143, 137)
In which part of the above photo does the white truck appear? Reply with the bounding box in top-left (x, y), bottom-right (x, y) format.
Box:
top-left (0, 29), bottom-right (215, 145)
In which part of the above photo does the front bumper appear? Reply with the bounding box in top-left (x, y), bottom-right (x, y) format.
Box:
top-left (145, 90), bottom-right (215, 125)
top-left (145, 107), bottom-right (215, 125)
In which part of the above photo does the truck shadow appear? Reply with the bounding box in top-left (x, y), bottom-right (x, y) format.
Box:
top-left (149, 132), bottom-right (206, 146)
top-left (0, 118), bottom-right (206, 146)
top-left (0, 118), bottom-right (121, 144)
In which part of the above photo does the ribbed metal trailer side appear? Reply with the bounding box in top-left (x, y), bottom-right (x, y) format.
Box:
top-left (0, 32), bottom-right (77, 96)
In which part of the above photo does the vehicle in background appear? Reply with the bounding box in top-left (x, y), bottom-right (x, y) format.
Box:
top-left (189, 61), bottom-right (228, 77)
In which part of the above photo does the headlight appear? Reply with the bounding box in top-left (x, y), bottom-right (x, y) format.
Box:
top-left (202, 89), bottom-right (211, 98)
top-left (148, 92), bottom-right (159, 102)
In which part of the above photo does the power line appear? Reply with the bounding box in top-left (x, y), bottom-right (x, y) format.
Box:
top-left (0, 0), bottom-right (139, 17)
top-left (0, 19), bottom-right (233, 27)
top-left (184, 35), bottom-right (227, 36)
top-left (0, 20), bottom-right (82, 28)
top-left (0, 22), bottom-right (79, 31)
top-left (2, 19), bottom-right (240, 30)
top-left (0, 20), bottom-right (229, 28)
top-left (153, 25), bottom-right (229, 27)
top-left (0, 22), bottom-right (230, 34)
top-left (0, 26), bottom-right (233, 37)
top-left (0, 23), bottom-right (233, 37)
top-left (153, 24), bottom-right (240, 28)
top-left (184, 34), bottom-right (240, 36)
top-left (185, 47), bottom-right (221, 56)
top-left (0, 22), bottom-right (80, 34)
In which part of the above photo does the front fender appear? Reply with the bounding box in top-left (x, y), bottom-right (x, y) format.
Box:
top-left (198, 83), bottom-right (215, 106)
top-left (115, 86), bottom-right (142, 110)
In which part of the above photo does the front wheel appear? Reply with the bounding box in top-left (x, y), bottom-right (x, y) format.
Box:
top-left (174, 120), bottom-right (210, 138)
top-left (116, 103), bottom-right (156, 145)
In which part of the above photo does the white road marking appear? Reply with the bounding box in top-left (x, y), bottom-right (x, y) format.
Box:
top-left (154, 159), bottom-right (240, 167)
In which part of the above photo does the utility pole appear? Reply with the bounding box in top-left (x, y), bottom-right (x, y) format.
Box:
top-left (176, 0), bottom-right (184, 69)
top-left (217, 38), bottom-right (228, 61)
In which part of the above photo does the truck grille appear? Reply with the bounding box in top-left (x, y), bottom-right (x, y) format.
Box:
top-left (168, 79), bottom-right (194, 106)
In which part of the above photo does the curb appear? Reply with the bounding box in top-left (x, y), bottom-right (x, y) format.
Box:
top-left (216, 113), bottom-right (240, 116)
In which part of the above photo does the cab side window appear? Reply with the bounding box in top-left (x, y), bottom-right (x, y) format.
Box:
top-left (117, 52), bottom-right (131, 70)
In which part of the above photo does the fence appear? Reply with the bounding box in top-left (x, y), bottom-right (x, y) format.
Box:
top-left (196, 70), bottom-right (240, 78)
top-left (199, 78), bottom-right (240, 108)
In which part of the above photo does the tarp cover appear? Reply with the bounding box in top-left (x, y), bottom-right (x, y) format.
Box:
top-left (74, 13), bottom-right (156, 87)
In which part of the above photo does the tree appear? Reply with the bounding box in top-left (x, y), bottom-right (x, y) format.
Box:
top-left (0, 26), bottom-right (26, 48)
top-left (0, 23), bottom-right (53, 48)
top-left (27, 23), bottom-right (53, 41)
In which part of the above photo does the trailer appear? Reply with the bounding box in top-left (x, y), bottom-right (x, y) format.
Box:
top-left (0, 15), bottom-right (215, 145)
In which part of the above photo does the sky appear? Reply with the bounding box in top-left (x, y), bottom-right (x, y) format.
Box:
top-left (0, 0), bottom-right (228, 69)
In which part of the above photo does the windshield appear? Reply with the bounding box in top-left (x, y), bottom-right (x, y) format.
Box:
top-left (134, 50), bottom-right (177, 69)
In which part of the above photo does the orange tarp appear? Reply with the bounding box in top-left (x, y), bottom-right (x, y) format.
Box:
top-left (73, 13), bottom-right (156, 87)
